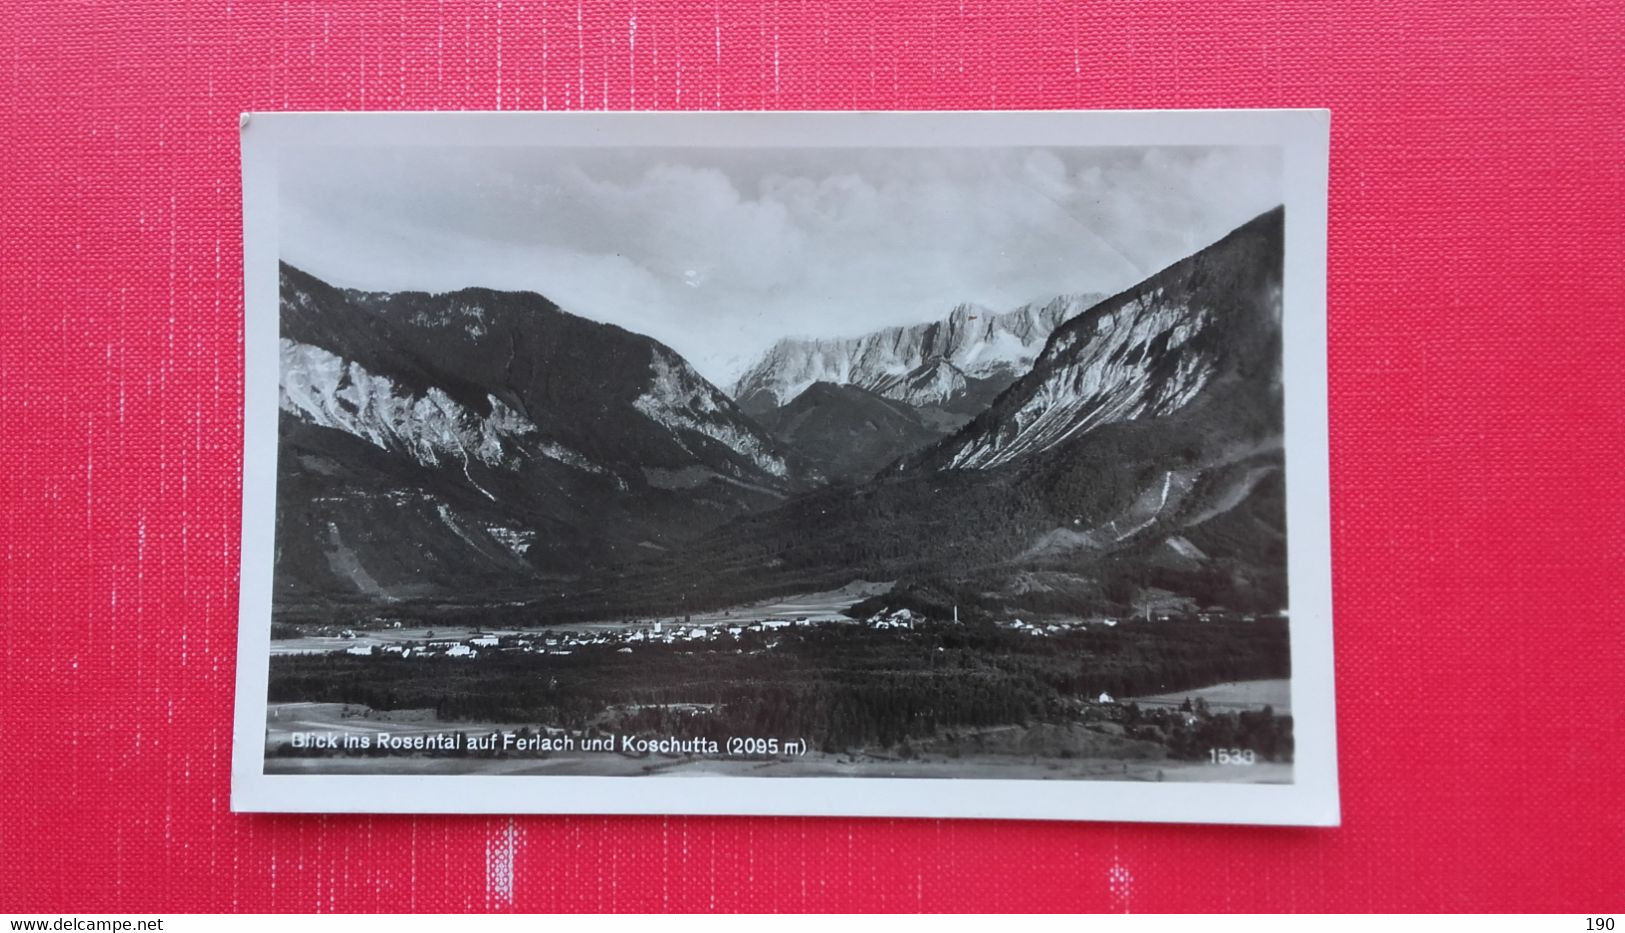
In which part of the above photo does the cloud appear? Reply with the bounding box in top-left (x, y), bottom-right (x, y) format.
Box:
top-left (279, 143), bottom-right (1281, 385)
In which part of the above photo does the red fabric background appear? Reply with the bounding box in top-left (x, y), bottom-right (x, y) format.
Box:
top-left (2, 0), bottom-right (1621, 913)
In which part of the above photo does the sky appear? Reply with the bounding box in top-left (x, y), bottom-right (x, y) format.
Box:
top-left (280, 144), bottom-right (1282, 387)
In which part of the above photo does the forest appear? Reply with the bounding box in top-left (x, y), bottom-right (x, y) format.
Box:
top-left (267, 616), bottom-right (1292, 762)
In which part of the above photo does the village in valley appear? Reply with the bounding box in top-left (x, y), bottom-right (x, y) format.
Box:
top-left (275, 601), bottom-right (1285, 665)
top-left (265, 583), bottom-right (1294, 782)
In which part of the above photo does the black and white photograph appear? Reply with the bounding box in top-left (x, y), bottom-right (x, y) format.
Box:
top-left (234, 111), bottom-right (1335, 823)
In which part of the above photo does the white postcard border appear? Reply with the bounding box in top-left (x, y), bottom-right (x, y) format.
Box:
top-left (234, 109), bottom-right (1337, 825)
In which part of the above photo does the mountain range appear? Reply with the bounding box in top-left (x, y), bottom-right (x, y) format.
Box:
top-left (275, 264), bottom-right (799, 603)
top-left (731, 294), bottom-right (1103, 415)
top-left (602, 207), bottom-right (1287, 620)
top-left (273, 207), bottom-right (1287, 622)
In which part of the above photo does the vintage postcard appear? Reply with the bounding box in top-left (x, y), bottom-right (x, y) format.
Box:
top-left (233, 110), bottom-right (1336, 824)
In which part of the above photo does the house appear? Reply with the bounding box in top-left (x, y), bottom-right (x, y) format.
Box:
top-left (445, 644), bottom-right (477, 658)
top-left (871, 609), bottom-right (914, 630)
top-left (469, 636), bottom-right (499, 648)
top-left (344, 644), bottom-right (373, 656)
top-left (1098, 692), bottom-right (1114, 704)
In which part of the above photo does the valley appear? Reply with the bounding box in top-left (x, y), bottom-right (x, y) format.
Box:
top-left (265, 608), bottom-right (1293, 780)
top-left (265, 207), bottom-right (1295, 782)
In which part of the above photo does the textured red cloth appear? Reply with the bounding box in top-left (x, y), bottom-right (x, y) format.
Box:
top-left (2, 0), bottom-right (1621, 913)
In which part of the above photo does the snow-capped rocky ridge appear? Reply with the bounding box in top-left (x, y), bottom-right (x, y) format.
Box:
top-left (280, 339), bottom-right (539, 471)
top-left (280, 338), bottom-right (608, 483)
top-left (731, 293), bottom-right (1104, 410)
top-left (920, 208), bottom-right (1286, 473)
top-left (635, 348), bottom-right (789, 478)
top-left (941, 291), bottom-right (1216, 469)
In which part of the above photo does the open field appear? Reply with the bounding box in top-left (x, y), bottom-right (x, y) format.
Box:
top-left (1133, 678), bottom-right (1291, 714)
top-left (263, 701), bottom-right (1290, 783)
top-left (264, 750), bottom-right (1291, 783)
